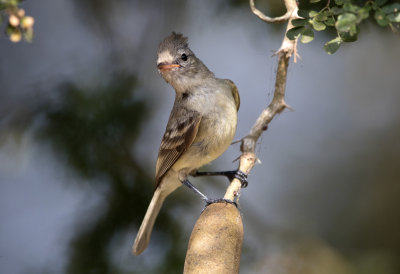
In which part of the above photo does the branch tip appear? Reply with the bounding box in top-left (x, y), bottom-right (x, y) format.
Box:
top-left (283, 102), bottom-right (294, 111)
top-left (231, 139), bottom-right (242, 145)
top-left (249, 0), bottom-right (291, 23)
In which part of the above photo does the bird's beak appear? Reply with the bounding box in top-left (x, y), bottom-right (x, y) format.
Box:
top-left (157, 63), bottom-right (181, 71)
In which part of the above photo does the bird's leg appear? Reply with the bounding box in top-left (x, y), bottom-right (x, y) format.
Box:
top-left (181, 179), bottom-right (237, 208)
top-left (181, 179), bottom-right (208, 201)
top-left (193, 170), bottom-right (248, 188)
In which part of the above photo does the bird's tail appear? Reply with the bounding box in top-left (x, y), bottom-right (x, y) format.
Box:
top-left (132, 187), bottom-right (167, 255)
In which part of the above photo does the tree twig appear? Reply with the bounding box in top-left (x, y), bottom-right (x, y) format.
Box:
top-left (224, 0), bottom-right (299, 201)
top-left (249, 0), bottom-right (292, 23)
top-left (184, 1), bottom-right (300, 271)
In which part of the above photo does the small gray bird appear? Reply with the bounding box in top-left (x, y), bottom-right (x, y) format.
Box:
top-left (132, 32), bottom-right (244, 255)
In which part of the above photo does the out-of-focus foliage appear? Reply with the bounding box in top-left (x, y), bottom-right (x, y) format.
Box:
top-left (42, 75), bottom-right (146, 178)
top-left (288, 0), bottom-right (400, 54)
top-left (40, 74), bottom-right (187, 273)
top-left (0, 0), bottom-right (34, 42)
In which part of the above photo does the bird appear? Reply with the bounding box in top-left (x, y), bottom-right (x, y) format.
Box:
top-left (132, 32), bottom-right (245, 255)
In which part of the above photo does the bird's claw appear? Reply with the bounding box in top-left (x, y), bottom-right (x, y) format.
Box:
top-left (225, 170), bottom-right (248, 188)
top-left (202, 198), bottom-right (237, 212)
top-left (193, 170), bottom-right (249, 188)
top-left (235, 170), bottom-right (248, 188)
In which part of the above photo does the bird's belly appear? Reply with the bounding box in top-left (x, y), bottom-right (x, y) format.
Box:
top-left (173, 105), bottom-right (237, 172)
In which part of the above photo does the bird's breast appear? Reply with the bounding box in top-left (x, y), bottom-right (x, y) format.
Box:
top-left (192, 89), bottom-right (237, 160)
top-left (172, 84), bottom-right (238, 171)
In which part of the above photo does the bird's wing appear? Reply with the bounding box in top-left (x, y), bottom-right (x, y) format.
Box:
top-left (155, 103), bottom-right (201, 186)
top-left (224, 79), bottom-right (240, 111)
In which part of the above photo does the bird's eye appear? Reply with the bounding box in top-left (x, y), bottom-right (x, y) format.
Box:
top-left (181, 53), bottom-right (188, 61)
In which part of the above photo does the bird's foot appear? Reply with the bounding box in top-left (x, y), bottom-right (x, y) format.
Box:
top-left (205, 198), bottom-right (237, 207)
top-left (201, 198), bottom-right (237, 212)
top-left (194, 170), bottom-right (248, 188)
top-left (224, 170), bottom-right (248, 188)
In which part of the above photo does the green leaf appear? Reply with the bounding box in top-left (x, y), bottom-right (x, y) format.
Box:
top-left (376, 0), bottom-right (388, 6)
top-left (324, 10), bottom-right (334, 17)
top-left (339, 29), bottom-right (358, 42)
top-left (374, 9), bottom-right (390, 26)
top-left (325, 17), bottom-right (336, 26)
top-left (382, 3), bottom-right (400, 14)
top-left (316, 12), bottom-right (328, 22)
top-left (371, 2), bottom-right (380, 10)
top-left (6, 25), bottom-right (14, 35)
top-left (331, 7), bottom-right (344, 15)
top-left (300, 28), bottom-right (314, 43)
top-left (335, 0), bottom-right (344, 5)
top-left (298, 9), bottom-right (311, 19)
top-left (343, 3), bottom-right (360, 13)
top-left (336, 13), bottom-right (357, 32)
top-left (292, 19), bottom-right (308, 27)
top-left (349, 23), bottom-right (358, 35)
top-left (310, 18), bottom-right (326, 31)
top-left (286, 26), bottom-right (305, 40)
top-left (310, 0), bottom-right (321, 3)
top-left (387, 12), bottom-right (400, 22)
top-left (297, 10), bottom-right (319, 19)
top-left (324, 37), bottom-right (342, 54)
top-left (309, 10), bottom-right (318, 18)
top-left (358, 5), bottom-right (371, 19)
top-left (23, 28), bottom-right (34, 42)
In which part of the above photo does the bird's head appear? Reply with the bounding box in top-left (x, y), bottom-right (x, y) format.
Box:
top-left (157, 32), bottom-right (212, 89)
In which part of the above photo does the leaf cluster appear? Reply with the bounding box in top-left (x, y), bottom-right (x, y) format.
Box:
top-left (287, 0), bottom-right (400, 54)
top-left (0, 0), bottom-right (34, 43)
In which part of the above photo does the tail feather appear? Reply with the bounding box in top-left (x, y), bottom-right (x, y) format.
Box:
top-left (132, 187), bottom-right (166, 255)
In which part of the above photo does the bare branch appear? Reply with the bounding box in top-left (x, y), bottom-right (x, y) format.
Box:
top-left (183, 2), bottom-right (300, 270)
top-left (224, 152), bottom-right (256, 201)
top-left (224, 0), bottom-right (299, 201)
top-left (249, 0), bottom-right (291, 23)
top-left (242, 0), bottom-right (298, 154)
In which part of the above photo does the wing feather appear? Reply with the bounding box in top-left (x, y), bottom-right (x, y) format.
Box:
top-left (155, 103), bottom-right (201, 186)
top-left (224, 79), bottom-right (240, 111)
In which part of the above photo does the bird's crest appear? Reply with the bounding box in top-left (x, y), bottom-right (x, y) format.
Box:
top-left (158, 32), bottom-right (189, 54)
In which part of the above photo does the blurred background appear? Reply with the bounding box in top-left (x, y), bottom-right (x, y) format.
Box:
top-left (1, 0), bottom-right (400, 273)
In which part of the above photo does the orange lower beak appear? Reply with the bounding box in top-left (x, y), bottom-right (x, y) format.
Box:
top-left (157, 63), bottom-right (181, 70)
